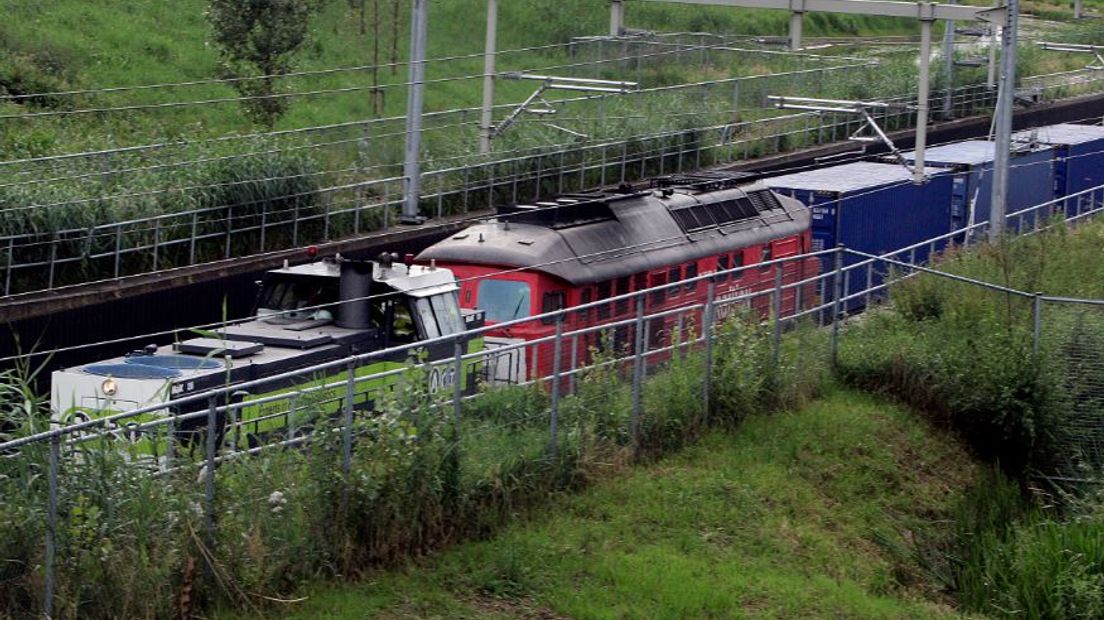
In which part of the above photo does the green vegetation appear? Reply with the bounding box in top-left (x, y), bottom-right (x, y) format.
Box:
top-left (0, 315), bottom-right (829, 618)
top-left (0, 0), bottom-right (917, 156)
top-left (837, 220), bottom-right (1104, 618)
top-left (222, 389), bottom-right (978, 620)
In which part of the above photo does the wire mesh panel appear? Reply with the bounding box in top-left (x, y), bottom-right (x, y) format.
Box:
top-left (1041, 299), bottom-right (1104, 479)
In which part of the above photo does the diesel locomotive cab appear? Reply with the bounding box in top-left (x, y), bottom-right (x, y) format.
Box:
top-left (49, 253), bottom-right (484, 462)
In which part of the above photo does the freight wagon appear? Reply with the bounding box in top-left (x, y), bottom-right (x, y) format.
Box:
top-left (1017, 123), bottom-right (1104, 218)
top-left (763, 161), bottom-right (954, 310)
top-left (903, 139), bottom-right (1056, 232)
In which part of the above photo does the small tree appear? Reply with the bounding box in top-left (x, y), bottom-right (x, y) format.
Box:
top-left (207, 0), bottom-right (322, 127)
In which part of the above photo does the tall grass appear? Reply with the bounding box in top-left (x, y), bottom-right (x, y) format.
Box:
top-left (836, 220), bottom-right (1104, 619)
top-left (0, 312), bottom-right (829, 618)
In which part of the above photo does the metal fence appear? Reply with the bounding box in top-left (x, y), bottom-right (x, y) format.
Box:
top-left (6, 175), bottom-right (1104, 615)
top-left (5, 31), bottom-right (1104, 298)
top-left (0, 70), bottom-right (1018, 297)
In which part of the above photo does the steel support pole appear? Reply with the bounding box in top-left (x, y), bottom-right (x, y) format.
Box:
top-left (478, 0), bottom-right (497, 155)
top-left (942, 2), bottom-right (956, 119)
top-left (789, 11), bottom-right (804, 51)
top-left (915, 19), bottom-right (934, 183)
top-left (610, 0), bottom-right (624, 36)
top-left (990, 0), bottom-right (1018, 242)
top-left (401, 0), bottom-right (429, 223)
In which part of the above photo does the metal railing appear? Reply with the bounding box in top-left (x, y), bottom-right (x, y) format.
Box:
top-left (0, 69), bottom-right (1027, 297)
top-left (6, 177), bottom-right (1104, 616)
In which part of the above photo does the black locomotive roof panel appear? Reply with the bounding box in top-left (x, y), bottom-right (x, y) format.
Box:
top-left (418, 181), bottom-right (810, 285)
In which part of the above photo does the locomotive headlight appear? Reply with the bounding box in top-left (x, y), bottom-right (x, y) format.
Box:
top-left (101, 378), bottom-right (118, 397)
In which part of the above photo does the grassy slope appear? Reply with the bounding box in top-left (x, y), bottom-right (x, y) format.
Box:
top-left (225, 388), bottom-right (978, 619)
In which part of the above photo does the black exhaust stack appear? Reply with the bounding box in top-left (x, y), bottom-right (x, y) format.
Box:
top-left (337, 261), bottom-right (373, 329)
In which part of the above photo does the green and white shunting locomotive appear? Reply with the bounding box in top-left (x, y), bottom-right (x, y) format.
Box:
top-left (50, 253), bottom-right (485, 455)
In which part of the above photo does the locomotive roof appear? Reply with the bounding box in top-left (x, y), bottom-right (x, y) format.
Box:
top-left (417, 181), bottom-right (810, 285)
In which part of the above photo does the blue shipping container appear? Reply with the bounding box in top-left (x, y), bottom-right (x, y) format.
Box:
top-left (764, 161), bottom-right (954, 310)
top-left (904, 140), bottom-right (1055, 232)
top-left (1016, 123), bottom-right (1104, 218)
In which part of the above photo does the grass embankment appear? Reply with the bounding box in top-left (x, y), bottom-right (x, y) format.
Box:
top-left (224, 389), bottom-right (978, 620)
top-left (0, 0), bottom-right (918, 156)
top-left (838, 220), bottom-right (1104, 618)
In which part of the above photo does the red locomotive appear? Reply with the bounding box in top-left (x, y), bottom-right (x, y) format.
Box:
top-left (417, 172), bottom-right (819, 384)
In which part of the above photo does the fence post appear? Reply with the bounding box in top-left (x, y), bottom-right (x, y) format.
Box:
top-left (631, 294), bottom-right (645, 451)
top-left (569, 333), bottom-right (580, 395)
top-left (165, 415), bottom-right (175, 468)
top-left (452, 338), bottom-right (464, 428)
top-left (865, 261), bottom-right (874, 308)
top-left (340, 359), bottom-right (356, 515)
top-left (204, 395), bottom-right (218, 556)
top-left (1033, 292), bottom-right (1043, 356)
top-left (44, 434), bottom-right (59, 619)
top-left (830, 245), bottom-right (845, 368)
top-left (189, 212), bottom-right (199, 265)
top-left (702, 279), bottom-right (716, 425)
top-left (5, 236), bottom-right (14, 296)
top-left (772, 264), bottom-right (783, 364)
top-left (549, 317), bottom-right (564, 456)
top-left (114, 227), bottom-right (123, 278)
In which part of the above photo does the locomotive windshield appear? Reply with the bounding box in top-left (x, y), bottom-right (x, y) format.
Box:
top-left (256, 275), bottom-right (339, 323)
top-left (477, 280), bottom-right (531, 322)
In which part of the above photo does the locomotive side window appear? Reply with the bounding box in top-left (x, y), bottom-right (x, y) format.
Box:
top-left (633, 273), bottom-right (647, 294)
top-left (717, 254), bottom-right (729, 281)
top-left (389, 300), bottom-right (417, 344)
top-left (577, 288), bottom-right (592, 321)
top-left (541, 291), bottom-right (566, 324)
top-left (257, 275), bottom-right (339, 322)
top-left (477, 279), bottom-right (532, 322)
top-left (615, 277), bottom-right (631, 315)
top-left (430, 292), bottom-right (464, 335)
top-left (650, 272), bottom-right (667, 306)
top-left (684, 263), bottom-right (698, 292)
top-left (667, 266), bottom-right (681, 297)
top-left (597, 281), bottom-right (612, 319)
top-left (412, 298), bottom-right (441, 339)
